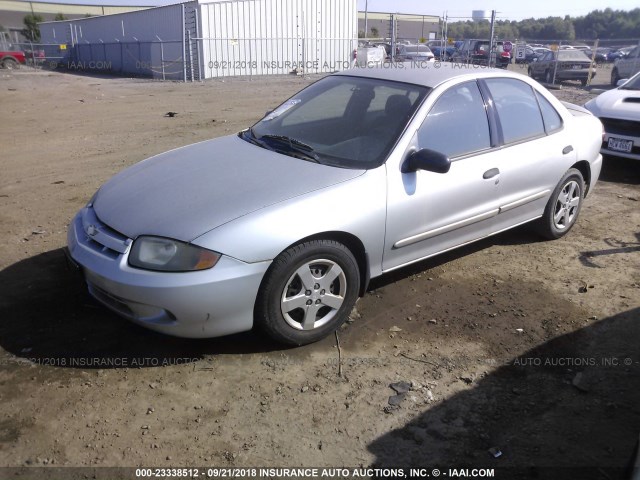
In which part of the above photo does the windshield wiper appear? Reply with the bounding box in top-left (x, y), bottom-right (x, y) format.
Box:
top-left (258, 134), bottom-right (321, 163)
top-left (240, 128), bottom-right (274, 149)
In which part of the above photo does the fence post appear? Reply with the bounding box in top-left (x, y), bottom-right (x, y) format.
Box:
top-left (160, 41), bottom-right (166, 80)
top-left (187, 30), bottom-right (194, 82)
top-left (181, 3), bottom-right (187, 82)
top-left (552, 40), bottom-right (560, 84)
top-left (587, 39), bottom-right (599, 87)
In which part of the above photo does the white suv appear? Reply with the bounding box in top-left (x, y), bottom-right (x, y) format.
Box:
top-left (611, 45), bottom-right (640, 85)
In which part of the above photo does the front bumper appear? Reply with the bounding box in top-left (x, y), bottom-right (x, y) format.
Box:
top-left (67, 208), bottom-right (271, 338)
top-left (600, 124), bottom-right (640, 161)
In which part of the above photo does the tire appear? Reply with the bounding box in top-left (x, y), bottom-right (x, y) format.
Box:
top-left (545, 69), bottom-right (554, 84)
top-left (528, 67), bottom-right (534, 78)
top-left (255, 239), bottom-right (360, 346)
top-left (580, 78), bottom-right (588, 86)
top-left (537, 168), bottom-right (584, 240)
top-left (611, 68), bottom-right (620, 86)
top-left (2, 57), bottom-right (19, 70)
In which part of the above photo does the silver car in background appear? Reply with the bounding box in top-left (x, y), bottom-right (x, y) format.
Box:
top-left (67, 64), bottom-right (603, 345)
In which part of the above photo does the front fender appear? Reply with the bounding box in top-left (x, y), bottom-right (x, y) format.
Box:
top-left (192, 168), bottom-right (388, 279)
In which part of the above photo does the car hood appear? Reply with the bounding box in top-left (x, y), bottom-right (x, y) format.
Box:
top-left (93, 135), bottom-right (364, 242)
top-left (586, 88), bottom-right (640, 121)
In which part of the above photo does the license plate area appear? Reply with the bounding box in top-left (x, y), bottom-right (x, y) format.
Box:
top-left (608, 137), bottom-right (633, 153)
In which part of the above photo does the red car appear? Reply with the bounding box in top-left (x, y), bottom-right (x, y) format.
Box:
top-left (0, 49), bottom-right (27, 69)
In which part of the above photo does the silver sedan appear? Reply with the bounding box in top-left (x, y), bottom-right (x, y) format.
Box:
top-left (67, 64), bottom-right (603, 345)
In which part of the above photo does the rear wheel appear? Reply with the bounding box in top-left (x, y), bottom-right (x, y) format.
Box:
top-left (528, 67), bottom-right (535, 79)
top-left (611, 67), bottom-right (620, 86)
top-left (255, 240), bottom-right (360, 346)
top-left (537, 168), bottom-right (584, 240)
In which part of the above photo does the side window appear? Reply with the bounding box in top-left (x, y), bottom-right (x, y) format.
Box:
top-left (485, 78), bottom-right (545, 144)
top-left (535, 91), bottom-right (563, 133)
top-left (417, 81), bottom-right (490, 158)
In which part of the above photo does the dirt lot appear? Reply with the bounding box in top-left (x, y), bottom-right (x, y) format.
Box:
top-left (0, 66), bottom-right (639, 480)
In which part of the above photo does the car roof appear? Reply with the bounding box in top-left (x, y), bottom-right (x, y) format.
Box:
top-left (334, 62), bottom-right (515, 88)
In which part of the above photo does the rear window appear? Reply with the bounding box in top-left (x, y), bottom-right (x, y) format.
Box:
top-left (558, 50), bottom-right (591, 61)
top-left (535, 92), bottom-right (563, 133)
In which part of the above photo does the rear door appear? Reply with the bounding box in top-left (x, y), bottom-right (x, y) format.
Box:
top-left (479, 77), bottom-right (575, 231)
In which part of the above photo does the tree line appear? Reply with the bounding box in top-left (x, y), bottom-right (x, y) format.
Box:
top-left (446, 8), bottom-right (640, 41)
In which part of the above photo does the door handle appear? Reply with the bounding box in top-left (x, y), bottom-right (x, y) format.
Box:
top-left (563, 145), bottom-right (574, 155)
top-left (483, 168), bottom-right (500, 179)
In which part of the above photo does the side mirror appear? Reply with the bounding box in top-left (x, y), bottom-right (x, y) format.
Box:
top-left (402, 149), bottom-right (451, 174)
top-left (617, 78), bottom-right (629, 87)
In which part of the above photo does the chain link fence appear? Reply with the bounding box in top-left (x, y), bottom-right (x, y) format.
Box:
top-left (2, 37), bottom-right (356, 81)
top-left (510, 38), bottom-right (640, 87)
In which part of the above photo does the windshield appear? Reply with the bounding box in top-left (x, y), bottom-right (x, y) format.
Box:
top-left (620, 72), bottom-right (640, 90)
top-left (244, 75), bottom-right (429, 169)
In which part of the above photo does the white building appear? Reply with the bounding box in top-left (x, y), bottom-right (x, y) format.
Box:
top-left (38, 0), bottom-right (358, 80)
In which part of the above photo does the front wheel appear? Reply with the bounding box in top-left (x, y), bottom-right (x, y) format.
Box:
top-left (545, 69), bottom-right (554, 84)
top-left (2, 57), bottom-right (19, 70)
top-left (536, 168), bottom-right (584, 240)
top-left (255, 240), bottom-right (360, 346)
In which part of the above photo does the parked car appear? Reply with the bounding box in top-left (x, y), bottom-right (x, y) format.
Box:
top-left (610, 44), bottom-right (640, 86)
top-left (0, 48), bottom-right (26, 69)
top-left (528, 49), bottom-right (596, 86)
top-left (607, 46), bottom-right (634, 62)
top-left (584, 71), bottom-right (640, 161)
top-left (594, 47), bottom-right (613, 63)
top-left (429, 45), bottom-right (456, 61)
top-left (67, 64), bottom-right (603, 345)
top-left (396, 44), bottom-right (435, 62)
top-left (372, 42), bottom-right (392, 59)
top-left (355, 45), bottom-right (386, 67)
top-left (451, 40), bottom-right (511, 68)
top-left (517, 46), bottom-right (550, 64)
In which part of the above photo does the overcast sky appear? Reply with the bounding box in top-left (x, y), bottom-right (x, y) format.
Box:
top-left (357, 0), bottom-right (639, 21)
top-left (32, 0), bottom-right (640, 20)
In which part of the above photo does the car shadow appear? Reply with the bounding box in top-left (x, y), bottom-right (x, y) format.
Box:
top-left (599, 156), bottom-right (640, 186)
top-left (367, 307), bottom-right (640, 480)
top-left (0, 248), bottom-right (289, 369)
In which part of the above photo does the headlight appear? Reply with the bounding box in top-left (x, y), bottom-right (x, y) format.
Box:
top-left (129, 236), bottom-right (220, 272)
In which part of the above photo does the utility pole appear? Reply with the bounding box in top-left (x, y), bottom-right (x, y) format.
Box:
top-left (364, 0), bottom-right (368, 40)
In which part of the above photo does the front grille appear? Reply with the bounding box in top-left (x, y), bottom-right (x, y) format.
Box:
top-left (80, 206), bottom-right (131, 257)
top-left (600, 117), bottom-right (640, 137)
top-left (88, 283), bottom-right (134, 318)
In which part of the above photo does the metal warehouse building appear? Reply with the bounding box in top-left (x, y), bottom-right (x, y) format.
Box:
top-left (38, 0), bottom-right (358, 81)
